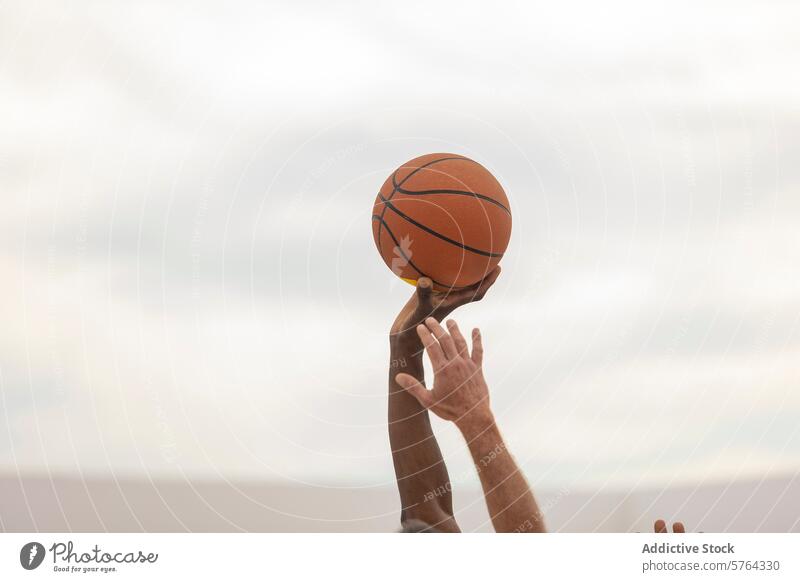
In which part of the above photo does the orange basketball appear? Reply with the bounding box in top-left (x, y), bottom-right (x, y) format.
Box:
top-left (372, 153), bottom-right (512, 290)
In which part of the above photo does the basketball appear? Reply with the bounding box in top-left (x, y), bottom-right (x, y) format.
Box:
top-left (371, 153), bottom-right (512, 290)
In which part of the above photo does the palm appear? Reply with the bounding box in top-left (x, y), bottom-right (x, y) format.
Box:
top-left (428, 359), bottom-right (485, 422)
top-left (395, 317), bottom-right (492, 429)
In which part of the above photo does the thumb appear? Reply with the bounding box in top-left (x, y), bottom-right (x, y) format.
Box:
top-left (415, 277), bottom-right (433, 309)
top-left (395, 373), bottom-right (434, 408)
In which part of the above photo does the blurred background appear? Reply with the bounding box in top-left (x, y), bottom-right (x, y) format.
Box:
top-left (1, 0), bottom-right (798, 532)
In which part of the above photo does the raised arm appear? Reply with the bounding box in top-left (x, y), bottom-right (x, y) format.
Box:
top-left (388, 270), bottom-right (500, 532)
top-left (395, 317), bottom-right (545, 533)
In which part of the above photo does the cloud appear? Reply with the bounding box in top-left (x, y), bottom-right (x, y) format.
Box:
top-left (0, 0), bottom-right (798, 489)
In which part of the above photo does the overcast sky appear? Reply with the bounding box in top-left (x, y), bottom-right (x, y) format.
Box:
top-left (1, 0), bottom-right (799, 498)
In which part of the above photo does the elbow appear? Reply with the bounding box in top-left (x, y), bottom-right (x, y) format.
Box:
top-left (400, 504), bottom-right (460, 533)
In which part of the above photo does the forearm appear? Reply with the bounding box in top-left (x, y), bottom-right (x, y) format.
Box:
top-left (460, 415), bottom-right (545, 533)
top-left (388, 335), bottom-right (459, 531)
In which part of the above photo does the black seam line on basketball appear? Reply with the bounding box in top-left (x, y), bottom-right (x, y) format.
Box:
top-left (378, 156), bottom-right (467, 245)
top-left (376, 174), bottom-right (391, 241)
top-left (377, 194), bottom-right (505, 259)
top-left (371, 215), bottom-right (472, 290)
top-left (394, 186), bottom-right (511, 215)
top-left (384, 156), bottom-right (466, 209)
top-left (391, 156), bottom-right (469, 194)
top-left (376, 165), bottom-right (400, 242)
top-left (371, 214), bottom-right (427, 280)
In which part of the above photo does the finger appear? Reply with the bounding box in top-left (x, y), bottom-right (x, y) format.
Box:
top-left (446, 319), bottom-right (469, 357)
top-left (473, 265), bottom-right (501, 300)
top-left (416, 324), bottom-right (447, 369)
top-left (439, 266), bottom-right (502, 309)
top-left (425, 317), bottom-right (458, 359)
top-left (654, 519), bottom-right (667, 533)
top-left (672, 522), bottom-right (685, 534)
top-left (415, 277), bottom-right (433, 310)
top-left (471, 328), bottom-right (483, 366)
top-left (395, 373), bottom-right (435, 408)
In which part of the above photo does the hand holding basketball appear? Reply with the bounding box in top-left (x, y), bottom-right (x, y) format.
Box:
top-left (390, 267), bottom-right (501, 344)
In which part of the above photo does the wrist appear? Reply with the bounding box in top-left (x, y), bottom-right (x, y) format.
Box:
top-left (389, 326), bottom-right (423, 351)
top-left (455, 406), bottom-right (496, 439)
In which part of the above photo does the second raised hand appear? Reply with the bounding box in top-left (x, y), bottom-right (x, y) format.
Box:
top-left (395, 317), bottom-right (493, 431)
